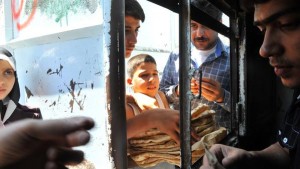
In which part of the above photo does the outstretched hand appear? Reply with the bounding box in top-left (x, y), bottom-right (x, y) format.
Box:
top-left (200, 144), bottom-right (251, 169)
top-left (191, 77), bottom-right (224, 102)
top-left (0, 116), bottom-right (95, 169)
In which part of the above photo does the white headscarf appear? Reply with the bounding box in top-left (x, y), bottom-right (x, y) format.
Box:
top-left (0, 48), bottom-right (19, 124)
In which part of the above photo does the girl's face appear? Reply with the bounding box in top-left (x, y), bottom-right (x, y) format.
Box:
top-left (0, 60), bottom-right (15, 100)
top-left (129, 62), bottom-right (159, 97)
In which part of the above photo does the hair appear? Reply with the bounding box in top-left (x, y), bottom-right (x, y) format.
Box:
top-left (241, 0), bottom-right (270, 11)
top-left (191, 0), bottom-right (222, 20)
top-left (125, 0), bottom-right (145, 22)
top-left (127, 54), bottom-right (156, 78)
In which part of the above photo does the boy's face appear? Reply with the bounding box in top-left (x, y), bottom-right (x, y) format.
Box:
top-left (128, 62), bottom-right (159, 97)
top-left (254, 0), bottom-right (300, 88)
top-left (0, 60), bottom-right (15, 100)
top-left (125, 16), bottom-right (141, 58)
top-left (191, 20), bottom-right (219, 50)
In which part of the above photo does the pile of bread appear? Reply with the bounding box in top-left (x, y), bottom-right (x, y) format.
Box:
top-left (128, 103), bottom-right (227, 168)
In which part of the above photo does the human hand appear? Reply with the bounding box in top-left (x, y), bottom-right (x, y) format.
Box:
top-left (191, 78), bottom-right (200, 96)
top-left (0, 116), bottom-right (94, 169)
top-left (130, 93), bottom-right (159, 110)
top-left (201, 78), bottom-right (224, 103)
top-left (150, 109), bottom-right (181, 144)
top-left (200, 144), bottom-right (251, 169)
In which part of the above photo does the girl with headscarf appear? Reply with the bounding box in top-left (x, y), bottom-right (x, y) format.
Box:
top-left (0, 48), bottom-right (42, 127)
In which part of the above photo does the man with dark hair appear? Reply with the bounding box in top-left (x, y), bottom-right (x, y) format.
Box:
top-left (200, 0), bottom-right (300, 168)
top-left (125, 0), bottom-right (145, 58)
top-left (160, 0), bottom-right (231, 129)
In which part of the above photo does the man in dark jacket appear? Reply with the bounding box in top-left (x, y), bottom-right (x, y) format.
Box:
top-left (200, 0), bottom-right (300, 168)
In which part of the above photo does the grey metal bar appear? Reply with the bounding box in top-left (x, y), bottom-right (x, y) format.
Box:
top-left (206, 0), bottom-right (235, 18)
top-left (229, 4), bottom-right (239, 134)
top-left (179, 0), bottom-right (192, 168)
top-left (191, 4), bottom-right (230, 37)
top-left (110, 0), bottom-right (127, 168)
top-left (146, 0), bottom-right (230, 37)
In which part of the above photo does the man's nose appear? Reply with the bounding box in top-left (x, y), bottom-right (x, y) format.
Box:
top-left (128, 32), bottom-right (137, 44)
top-left (196, 27), bottom-right (205, 36)
top-left (259, 29), bottom-right (283, 58)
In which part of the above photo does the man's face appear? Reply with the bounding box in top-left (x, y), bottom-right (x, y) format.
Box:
top-left (191, 20), bottom-right (219, 50)
top-left (254, 0), bottom-right (300, 88)
top-left (125, 16), bottom-right (141, 58)
top-left (128, 62), bottom-right (159, 97)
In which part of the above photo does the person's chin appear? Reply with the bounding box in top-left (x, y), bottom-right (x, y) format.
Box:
top-left (194, 43), bottom-right (207, 50)
top-left (280, 77), bottom-right (300, 89)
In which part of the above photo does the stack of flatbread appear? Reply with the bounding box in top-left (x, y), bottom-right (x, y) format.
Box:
top-left (128, 103), bottom-right (227, 168)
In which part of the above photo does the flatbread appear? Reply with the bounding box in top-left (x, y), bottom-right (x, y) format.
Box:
top-left (191, 103), bottom-right (209, 120)
top-left (194, 121), bottom-right (215, 133)
top-left (129, 134), bottom-right (171, 145)
top-left (130, 140), bottom-right (178, 150)
top-left (133, 128), bottom-right (164, 138)
top-left (197, 125), bottom-right (216, 137)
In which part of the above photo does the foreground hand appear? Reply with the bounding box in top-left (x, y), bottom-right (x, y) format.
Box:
top-left (200, 144), bottom-right (250, 169)
top-left (0, 116), bottom-right (94, 169)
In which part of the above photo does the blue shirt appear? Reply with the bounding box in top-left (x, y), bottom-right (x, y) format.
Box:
top-left (159, 38), bottom-right (231, 129)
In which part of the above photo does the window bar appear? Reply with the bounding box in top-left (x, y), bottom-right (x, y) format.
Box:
top-left (110, 0), bottom-right (127, 168)
top-left (229, 2), bottom-right (239, 134)
top-left (191, 4), bottom-right (230, 37)
top-left (179, 0), bottom-right (192, 168)
top-left (205, 0), bottom-right (235, 18)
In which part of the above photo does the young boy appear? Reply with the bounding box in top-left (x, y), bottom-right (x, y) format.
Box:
top-left (126, 54), bottom-right (170, 118)
top-left (126, 54), bottom-right (177, 169)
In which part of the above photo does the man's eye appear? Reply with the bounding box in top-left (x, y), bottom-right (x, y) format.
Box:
top-left (279, 21), bottom-right (300, 31)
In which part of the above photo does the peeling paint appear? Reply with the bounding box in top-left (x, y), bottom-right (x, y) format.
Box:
top-left (25, 86), bottom-right (34, 99)
top-left (49, 101), bottom-right (56, 107)
top-left (64, 79), bottom-right (86, 112)
top-left (46, 64), bottom-right (63, 76)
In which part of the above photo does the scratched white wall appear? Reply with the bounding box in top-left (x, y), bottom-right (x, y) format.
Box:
top-left (14, 35), bottom-right (109, 169)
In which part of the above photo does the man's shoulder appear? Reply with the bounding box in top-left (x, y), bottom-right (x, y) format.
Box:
top-left (217, 38), bottom-right (230, 54)
top-left (169, 48), bottom-right (180, 56)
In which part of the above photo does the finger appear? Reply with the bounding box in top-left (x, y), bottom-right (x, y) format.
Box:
top-left (32, 117), bottom-right (94, 142)
top-left (47, 147), bottom-right (84, 165)
top-left (170, 131), bottom-right (180, 145)
top-left (201, 77), bottom-right (217, 84)
top-left (66, 130), bottom-right (91, 147)
top-left (201, 81), bottom-right (216, 91)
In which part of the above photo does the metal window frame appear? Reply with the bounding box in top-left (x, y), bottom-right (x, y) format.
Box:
top-left (109, 0), bottom-right (246, 168)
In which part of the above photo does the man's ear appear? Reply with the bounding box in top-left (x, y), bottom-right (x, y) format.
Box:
top-left (127, 78), bottom-right (132, 85)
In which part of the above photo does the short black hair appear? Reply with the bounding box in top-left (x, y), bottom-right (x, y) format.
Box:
top-left (241, 0), bottom-right (270, 11)
top-left (127, 54), bottom-right (156, 78)
top-left (125, 0), bottom-right (145, 22)
top-left (191, 0), bottom-right (222, 20)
